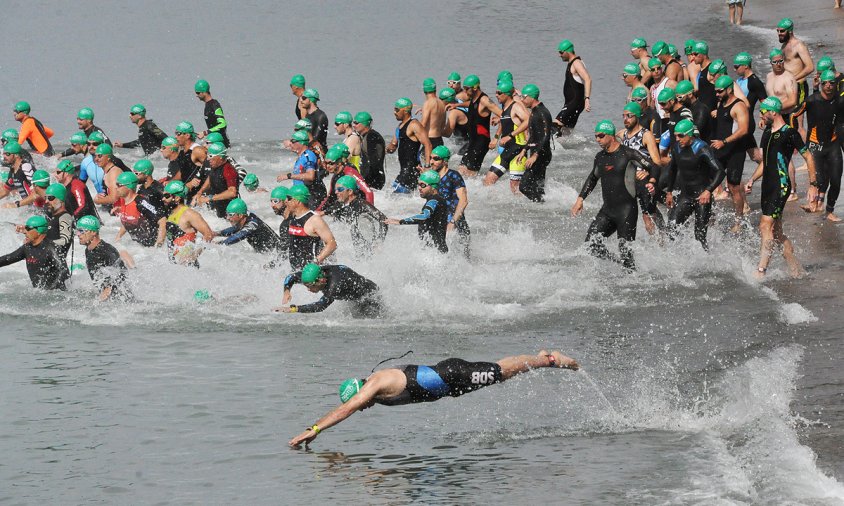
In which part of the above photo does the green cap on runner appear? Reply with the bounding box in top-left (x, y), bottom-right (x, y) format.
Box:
top-left (447, 72), bottom-right (461, 82)
top-left (87, 131), bottom-right (105, 144)
top-left (116, 171), bottom-right (139, 190)
top-left (226, 198), bottom-right (247, 215)
top-left (207, 142), bottom-right (226, 157)
top-left (2, 128), bottom-right (18, 143)
top-left (463, 74), bottom-right (480, 88)
top-left (194, 79), bottom-right (210, 93)
top-left (708, 59), bottom-right (727, 76)
top-left (816, 56), bottom-right (835, 73)
top-left (423, 78), bottom-right (437, 93)
top-left (497, 70), bottom-right (513, 84)
top-left (432, 145), bottom-right (451, 159)
top-left (657, 88), bottom-right (676, 102)
top-left (497, 81), bottom-right (514, 95)
top-left (354, 111), bottom-right (372, 126)
top-left (176, 121), bottom-right (195, 134)
top-left (130, 103), bottom-right (146, 116)
top-left (294, 118), bottom-right (312, 131)
top-left (325, 145), bottom-right (345, 162)
top-left (652, 41), bottom-right (669, 56)
top-left (648, 58), bottom-right (662, 70)
top-left (77, 107), bottom-right (94, 120)
top-left (291, 130), bottom-right (310, 144)
top-left (675, 80), bottom-right (695, 95)
top-left (303, 88), bottom-right (320, 102)
top-left (70, 131), bottom-right (88, 145)
top-left (674, 118), bottom-right (696, 136)
top-left (330, 143), bottom-right (350, 159)
top-left (290, 74), bottom-right (306, 88)
top-left (693, 40), bottom-right (709, 56)
top-left (31, 170), bottom-right (51, 188)
top-left (419, 170), bottom-right (440, 187)
top-left (594, 120), bottom-right (616, 136)
top-left (630, 37), bottom-right (647, 49)
top-left (631, 86), bottom-right (649, 100)
top-left (95, 144), bottom-right (113, 156)
top-left (25, 215), bottom-right (49, 233)
top-left (45, 183), bottom-right (67, 201)
top-left (339, 378), bottom-right (364, 403)
top-left (668, 43), bottom-right (680, 58)
top-left (684, 39), bottom-right (696, 54)
top-left (733, 52), bottom-right (752, 66)
top-left (777, 17), bottom-right (794, 31)
top-left (521, 83), bottom-right (540, 99)
top-left (4, 141), bottom-right (21, 154)
top-left (715, 75), bottom-right (734, 90)
top-left (164, 180), bottom-right (187, 197)
top-left (557, 39), bottom-right (574, 53)
top-left (438, 88), bottom-right (457, 103)
top-left (133, 159), bottom-right (154, 175)
top-left (243, 173), bottom-right (259, 190)
top-left (759, 96), bottom-right (782, 113)
top-left (394, 97), bottom-right (413, 109)
top-left (288, 184), bottom-right (310, 203)
top-left (623, 101), bottom-right (642, 117)
top-left (270, 186), bottom-right (289, 200)
top-left (14, 101), bottom-right (30, 114)
top-left (821, 70), bottom-right (837, 83)
top-left (161, 136), bottom-right (178, 150)
top-left (194, 289), bottom-right (213, 303)
top-left (623, 62), bottom-right (641, 76)
top-left (205, 132), bottom-right (224, 144)
top-left (334, 111), bottom-right (353, 125)
top-left (769, 48), bottom-right (784, 60)
top-left (335, 175), bottom-right (358, 192)
top-left (76, 215), bottom-right (100, 232)
top-left (57, 159), bottom-right (75, 173)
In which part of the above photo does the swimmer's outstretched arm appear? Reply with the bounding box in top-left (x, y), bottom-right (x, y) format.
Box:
top-left (497, 350), bottom-right (579, 380)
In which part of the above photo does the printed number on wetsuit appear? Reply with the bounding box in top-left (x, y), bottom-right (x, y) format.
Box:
top-left (471, 372), bottom-right (495, 384)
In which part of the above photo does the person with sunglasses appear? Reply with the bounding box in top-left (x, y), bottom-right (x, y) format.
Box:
top-left (430, 145), bottom-right (470, 257)
top-left (420, 78), bottom-right (447, 149)
top-left (352, 112), bottom-right (386, 190)
top-left (285, 184), bottom-right (337, 270)
top-left (333, 112), bottom-right (362, 170)
top-left (332, 175), bottom-right (388, 257)
top-left (649, 58), bottom-right (677, 119)
top-left (300, 88), bottom-right (328, 152)
top-left (711, 75), bottom-right (752, 229)
top-left (386, 97), bottom-right (433, 193)
top-left (55, 159), bottom-right (98, 220)
top-left (280, 130), bottom-right (327, 207)
top-left (630, 38), bottom-right (654, 88)
top-left (58, 108), bottom-right (110, 158)
top-left (91, 144), bottom-right (123, 212)
top-left (290, 74), bottom-right (307, 120)
top-left (194, 79), bottom-right (230, 148)
top-left (216, 198), bottom-right (283, 256)
top-left (691, 41), bottom-right (717, 111)
top-left (653, 41), bottom-right (684, 84)
top-left (778, 18), bottom-right (815, 131)
top-left (159, 180), bottom-right (215, 266)
top-left (684, 40), bottom-right (700, 87)
top-left (765, 49), bottom-right (801, 202)
top-left (192, 143), bottom-right (239, 218)
top-left (316, 144), bottom-right (374, 215)
top-left (114, 104), bottom-right (169, 156)
top-left (553, 39), bottom-right (592, 136)
top-left (2, 167), bottom-right (48, 210)
top-left (384, 170), bottom-right (449, 253)
top-left (675, 80), bottom-right (712, 143)
top-left (485, 81), bottom-right (530, 191)
top-left (733, 52), bottom-right (767, 161)
top-left (0, 142), bottom-right (36, 207)
top-left (0, 215), bottom-right (69, 290)
top-left (130, 159), bottom-right (164, 203)
top-left (622, 63), bottom-right (650, 109)
top-left (276, 261), bottom-right (382, 318)
top-left (112, 171), bottom-right (165, 248)
top-left (1, 129), bottom-right (34, 165)
top-left (173, 122), bottom-right (209, 202)
top-left (813, 57), bottom-right (843, 97)
top-left (42, 183), bottom-right (73, 261)
top-left (520, 84), bottom-right (554, 203)
top-left (620, 102), bottom-right (665, 236)
top-left (12, 101), bottom-right (54, 156)
top-left (438, 88), bottom-right (470, 154)
top-left (449, 75), bottom-right (495, 178)
top-left (77, 215), bottom-right (133, 301)
top-left (630, 87), bottom-right (661, 136)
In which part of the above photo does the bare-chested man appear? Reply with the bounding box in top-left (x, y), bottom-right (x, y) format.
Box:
top-left (684, 40), bottom-right (700, 86)
top-left (631, 37), bottom-right (654, 87)
top-left (484, 81), bottom-right (531, 190)
top-left (420, 78), bottom-right (447, 148)
top-left (623, 62), bottom-right (650, 108)
top-left (778, 17), bottom-right (815, 135)
top-left (158, 180), bottom-right (215, 267)
top-left (766, 48), bottom-right (800, 200)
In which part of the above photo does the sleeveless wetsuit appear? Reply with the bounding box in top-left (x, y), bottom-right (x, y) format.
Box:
top-left (557, 56), bottom-right (586, 128)
top-left (461, 92), bottom-right (491, 171)
top-left (697, 63), bottom-right (717, 111)
top-left (805, 92), bottom-right (844, 213)
top-left (375, 359), bottom-right (503, 406)
top-left (287, 211), bottom-right (323, 270)
top-left (622, 127), bottom-right (663, 222)
top-left (394, 120), bottom-right (422, 191)
top-left (713, 98), bottom-right (747, 185)
top-left (759, 125), bottom-right (806, 218)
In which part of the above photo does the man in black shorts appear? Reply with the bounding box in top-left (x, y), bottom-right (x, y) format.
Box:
top-left (711, 75), bottom-right (752, 230)
top-left (554, 39), bottom-right (592, 136)
top-left (289, 349), bottom-right (579, 447)
top-left (452, 74), bottom-right (495, 176)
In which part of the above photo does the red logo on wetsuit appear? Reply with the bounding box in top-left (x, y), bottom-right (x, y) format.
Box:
top-left (288, 225), bottom-right (309, 237)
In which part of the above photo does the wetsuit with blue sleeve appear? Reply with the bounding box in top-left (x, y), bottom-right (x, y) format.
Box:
top-left (284, 264), bottom-right (381, 316)
top-left (79, 154), bottom-right (105, 194)
top-left (397, 193), bottom-right (449, 253)
top-left (219, 212), bottom-right (283, 254)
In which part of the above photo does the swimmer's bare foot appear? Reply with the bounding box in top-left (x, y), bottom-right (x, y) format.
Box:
top-left (541, 350), bottom-right (580, 370)
top-left (787, 191), bottom-right (799, 202)
top-left (714, 188), bottom-right (730, 201)
top-left (786, 261), bottom-right (805, 279)
top-left (730, 222), bottom-right (742, 234)
top-left (800, 202), bottom-right (819, 213)
top-left (826, 212), bottom-right (842, 223)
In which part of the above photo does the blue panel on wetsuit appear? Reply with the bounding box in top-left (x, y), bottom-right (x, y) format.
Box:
top-left (691, 138), bottom-right (706, 155)
top-left (416, 365), bottom-right (450, 396)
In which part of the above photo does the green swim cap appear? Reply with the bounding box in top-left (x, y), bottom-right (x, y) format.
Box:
top-left (339, 378), bottom-right (364, 403)
top-left (557, 39), bottom-right (574, 53)
top-left (652, 41), bottom-right (669, 56)
top-left (335, 111), bottom-right (353, 125)
top-left (354, 111), bottom-right (372, 126)
top-left (205, 132), bottom-right (225, 144)
top-left (657, 88), bottom-right (676, 102)
top-left (303, 88), bottom-right (320, 102)
top-left (684, 39), bottom-right (696, 53)
top-left (419, 170), bottom-right (440, 187)
top-left (194, 79), bottom-right (210, 93)
top-left (291, 130), bottom-right (310, 144)
top-left (57, 159), bottom-right (75, 173)
top-left (175, 121), bottom-right (194, 134)
top-left (31, 170), bottom-right (51, 188)
top-left (77, 107), bottom-right (94, 120)
top-left (497, 70), bottom-right (513, 84)
top-left (769, 48), bottom-right (784, 60)
top-left (14, 101), bottom-right (30, 114)
top-left (777, 17), bottom-right (794, 31)
top-left (668, 43), bottom-right (680, 58)
top-left (133, 159), bottom-right (154, 175)
top-left (288, 184), bottom-right (310, 203)
top-left (243, 173), bottom-right (259, 190)
top-left (76, 215), bottom-right (100, 232)
top-left (438, 88), bottom-right (457, 103)
top-left (25, 215), bottom-right (49, 233)
top-left (675, 80), bottom-right (695, 95)
top-left (70, 131), bottom-right (88, 145)
top-left (631, 37), bottom-right (648, 49)
top-left (693, 40), bottom-right (709, 55)
top-left (294, 119), bottom-right (312, 132)
top-left (447, 72), bottom-right (461, 82)
top-left (432, 145), bottom-right (451, 159)
top-left (290, 74), bottom-right (306, 88)
top-left (394, 97), bottom-right (413, 109)
top-left (623, 101), bottom-right (642, 117)
top-left (335, 175), bottom-right (358, 191)
top-left (87, 131), bottom-right (105, 145)
top-left (95, 144), bottom-right (113, 156)
top-left (708, 59), bottom-right (726, 76)
top-left (674, 118), bottom-right (696, 136)
top-left (270, 186), bottom-right (289, 200)
top-left (715, 75), bottom-right (734, 90)
top-left (226, 198), bottom-right (247, 215)
top-left (45, 183), bottom-right (67, 201)
top-left (594, 120), bottom-right (616, 136)
top-left (130, 103), bottom-right (146, 116)
top-left (760, 96), bottom-right (782, 113)
top-left (623, 62), bottom-right (641, 76)
top-left (2, 129), bottom-right (18, 143)
top-left (325, 145), bottom-right (345, 162)
top-left (4, 141), bottom-right (21, 154)
top-left (497, 81), bottom-right (514, 95)
top-left (734, 52), bottom-right (752, 66)
top-left (164, 180), bottom-right (187, 197)
top-left (631, 86), bottom-right (649, 100)
top-left (821, 70), bottom-right (837, 83)
top-left (116, 171), bottom-right (139, 190)
top-left (423, 78), bottom-right (437, 93)
top-left (464, 74), bottom-right (480, 88)
top-left (521, 83), bottom-right (540, 99)
top-left (816, 57), bottom-right (836, 73)
top-left (161, 136), bottom-right (178, 150)
top-left (648, 58), bottom-right (662, 70)
top-left (194, 289), bottom-right (213, 303)
top-left (331, 143), bottom-right (351, 159)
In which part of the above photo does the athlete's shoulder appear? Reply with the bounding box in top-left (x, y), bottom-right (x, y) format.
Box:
top-left (690, 138), bottom-right (708, 154)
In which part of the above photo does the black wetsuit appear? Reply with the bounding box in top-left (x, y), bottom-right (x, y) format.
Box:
top-left (122, 119), bottom-right (168, 156)
top-left (0, 240), bottom-right (69, 290)
top-left (740, 73), bottom-right (767, 147)
top-left (520, 102), bottom-right (553, 202)
top-left (461, 92), bottom-right (492, 171)
top-left (359, 129), bottom-right (386, 190)
top-left (60, 125), bottom-right (110, 157)
top-left (219, 212), bottom-right (283, 254)
top-left (138, 179), bottom-right (165, 203)
top-left (284, 264), bottom-right (382, 316)
top-left (689, 99), bottom-right (713, 142)
top-left (557, 56), bottom-right (586, 128)
top-left (399, 193), bottom-right (449, 253)
top-left (394, 120), bottom-right (422, 191)
top-left (335, 197), bottom-right (388, 256)
top-left (621, 127), bottom-right (664, 227)
top-left (579, 145), bottom-right (654, 270)
top-left (660, 138), bottom-right (726, 249)
top-left (46, 209), bottom-right (74, 260)
top-left (491, 103), bottom-right (523, 176)
top-left (698, 63), bottom-right (717, 111)
top-left (206, 161), bottom-right (239, 218)
top-left (306, 109), bottom-right (329, 151)
top-left (660, 106), bottom-right (694, 152)
top-left (805, 91), bottom-right (844, 212)
top-left (287, 211), bottom-right (323, 270)
top-left (116, 195), bottom-right (162, 247)
top-left (641, 107), bottom-right (662, 136)
top-left (203, 98), bottom-right (229, 147)
top-left (375, 359), bottom-right (503, 406)
top-left (85, 240), bottom-right (131, 300)
top-left (713, 98), bottom-right (748, 185)
top-left (759, 124), bottom-right (806, 218)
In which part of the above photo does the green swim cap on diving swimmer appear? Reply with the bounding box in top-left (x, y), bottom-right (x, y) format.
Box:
top-left (164, 180), bottom-right (187, 197)
top-left (77, 215), bottom-right (101, 232)
top-left (447, 71), bottom-right (461, 82)
top-left (87, 131), bottom-right (105, 145)
top-left (161, 136), bottom-right (178, 150)
top-left (130, 103), bottom-right (146, 116)
top-left (57, 159), bottom-right (75, 173)
top-left (438, 88), bottom-right (457, 103)
top-left (497, 70), bottom-right (513, 84)
top-left (301, 263), bottom-right (324, 284)
top-left (194, 79), bottom-right (210, 93)
top-left (419, 170), bottom-right (440, 187)
top-left (674, 118), bottom-right (696, 136)
top-left (652, 41), bottom-right (669, 57)
top-left (648, 58), bottom-right (662, 70)
top-left (630, 37), bottom-right (647, 49)
top-left (70, 131), bottom-right (88, 145)
top-left (759, 96), bottom-right (782, 113)
top-left (769, 48), bottom-right (784, 61)
top-left (708, 59), bottom-right (726, 76)
top-left (2, 129), bottom-right (18, 143)
top-left (816, 57), bottom-right (836, 73)
top-left (521, 83), bottom-right (540, 99)
top-left (294, 118), bottom-right (312, 131)
top-left (77, 107), bottom-right (94, 120)
top-left (693, 40), bottom-right (709, 56)
top-left (335, 175), bottom-right (358, 191)
top-left (675, 80), bottom-right (695, 95)
top-left (497, 81), bottom-right (514, 95)
top-left (95, 143), bottom-right (113, 156)
top-left (334, 111), bottom-right (353, 125)
top-left (194, 289), bottom-right (213, 303)
top-left (623, 62), bottom-right (640, 76)
top-left (3, 141), bottom-right (21, 154)
top-left (25, 215), bottom-right (49, 233)
top-left (290, 74), bottom-right (306, 88)
top-left (243, 173), bottom-right (259, 190)
top-left (133, 159), bottom-right (154, 175)
top-left (463, 74), bottom-right (480, 88)
top-left (270, 186), bottom-right (289, 200)
top-left (432, 145), bottom-right (452, 159)
top-left (14, 101), bottom-right (30, 114)
top-left (684, 39), bottom-right (696, 54)
top-left (205, 132), bottom-right (225, 144)
top-left (821, 70), bottom-right (837, 83)
top-left (624, 102), bottom-right (642, 117)
top-left (657, 88), bottom-right (676, 102)
top-left (733, 52), bottom-right (752, 67)
top-left (303, 88), bottom-right (320, 102)
top-left (226, 198), bottom-right (247, 215)
top-left (31, 170), bottom-right (51, 188)
top-left (176, 121), bottom-right (195, 134)
top-left (116, 171), bottom-right (139, 190)
top-left (422, 78), bottom-right (437, 93)
top-left (557, 39), bottom-right (574, 53)
top-left (777, 17), bottom-right (794, 32)
top-left (288, 184), bottom-right (310, 203)
top-left (394, 97), bottom-right (413, 109)
top-left (45, 183), bottom-right (67, 201)
top-left (354, 111), bottom-right (372, 126)
top-left (715, 75), bottom-right (734, 90)
top-left (594, 120), bottom-right (616, 136)
top-left (339, 378), bottom-right (364, 403)
top-left (291, 130), bottom-right (310, 144)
